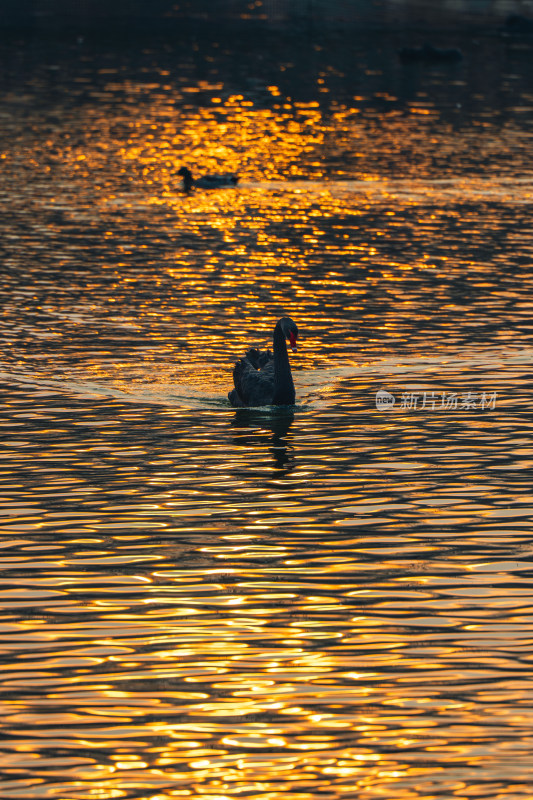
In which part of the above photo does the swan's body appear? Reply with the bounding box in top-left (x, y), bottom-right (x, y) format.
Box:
top-left (228, 317), bottom-right (299, 407)
top-left (178, 166), bottom-right (239, 192)
top-left (399, 44), bottom-right (462, 63)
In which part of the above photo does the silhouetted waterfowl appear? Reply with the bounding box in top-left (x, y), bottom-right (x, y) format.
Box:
top-left (399, 44), bottom-right (463, 64)
top-left (178, 166), bottom-right (239, 192)
top-left (228, 317), bottom-right (299, 407)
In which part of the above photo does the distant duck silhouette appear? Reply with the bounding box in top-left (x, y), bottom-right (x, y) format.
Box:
top-left (228, 317), bottom-right (299, 407)
top-left (178, 166), bottom-right (239, 192)
top-left (399, 44), bottom-right (463, 64)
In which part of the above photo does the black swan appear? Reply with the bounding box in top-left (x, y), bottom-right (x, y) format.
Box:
top-left (228, 317), bottom-right (299, 407)
top-left (178, 166), bottom-right (239, 192)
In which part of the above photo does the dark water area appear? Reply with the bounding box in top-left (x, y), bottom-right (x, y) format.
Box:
top-left (1, 23), bottom-right (533, 800)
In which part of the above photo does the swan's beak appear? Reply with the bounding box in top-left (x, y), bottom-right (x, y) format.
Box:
top-left (289, 332), bottom-right (298, 352)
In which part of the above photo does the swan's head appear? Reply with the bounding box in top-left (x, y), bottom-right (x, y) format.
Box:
top-left (279, 317), bottom-right (299, 352)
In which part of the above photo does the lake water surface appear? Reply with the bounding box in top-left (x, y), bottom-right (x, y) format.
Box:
top-left (1, 29), bottom-right (533, 800)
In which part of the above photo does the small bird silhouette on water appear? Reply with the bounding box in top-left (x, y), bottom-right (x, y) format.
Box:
top-left (178, 166), bottom-right (239, 192)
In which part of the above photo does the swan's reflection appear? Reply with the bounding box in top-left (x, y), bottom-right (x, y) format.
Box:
top-left (231, 408), bottom-right (295, 471)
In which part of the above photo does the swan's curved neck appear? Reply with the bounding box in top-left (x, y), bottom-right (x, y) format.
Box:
top-left (272, 322), bottom-right (295, 405)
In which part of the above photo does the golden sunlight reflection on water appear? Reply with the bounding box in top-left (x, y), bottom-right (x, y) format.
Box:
top-left (1, 30), bottom-right (533, 800)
